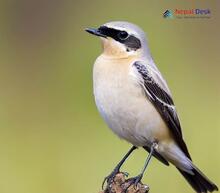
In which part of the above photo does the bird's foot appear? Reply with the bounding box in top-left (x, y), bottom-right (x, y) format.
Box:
top-left (101, 173), bottom-right (149, 193)
top-left (102, 169), bottom-right (129, 190)
top-left (123, 174), bottom-right (143, 192)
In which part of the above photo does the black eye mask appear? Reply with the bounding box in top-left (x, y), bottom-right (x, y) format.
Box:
top-left (98, 26), bottom-right (141, 51)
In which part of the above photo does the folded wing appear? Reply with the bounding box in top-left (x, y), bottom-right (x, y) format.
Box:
top-left (133, 61), bottom-right (191, 160)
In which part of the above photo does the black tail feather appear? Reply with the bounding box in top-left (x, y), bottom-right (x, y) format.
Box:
top-left (177, 166), bottom-right (218, 193)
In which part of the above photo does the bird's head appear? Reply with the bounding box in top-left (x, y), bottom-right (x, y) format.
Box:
top-left (86, 21), bottom-right (151, 59)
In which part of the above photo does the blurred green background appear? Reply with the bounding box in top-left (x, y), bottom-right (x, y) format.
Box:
top-left (0, 0), bottom-right (219, 193)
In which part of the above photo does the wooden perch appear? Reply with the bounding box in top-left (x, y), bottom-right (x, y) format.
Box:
top-left (100, 173), bottom-right (150, 193)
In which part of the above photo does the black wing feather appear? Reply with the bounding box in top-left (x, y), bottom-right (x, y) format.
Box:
top-left (134, 61), bottom-right (191, 160)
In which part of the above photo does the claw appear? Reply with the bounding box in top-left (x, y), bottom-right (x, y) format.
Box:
top-left (102, 170), bottom-right (130, 190)
top-left (102, 176), bottom-right (108, 190)
top-left (102, 169), bottom-right (119, 190)
top-left (121, 171), bottom-right (129, 177)
top-left (123, 174), bottom-right (143, 192)
top-left (101, 146), bottom-right (137, 190)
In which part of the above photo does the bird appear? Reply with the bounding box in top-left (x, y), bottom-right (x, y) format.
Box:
top-left (85, 21), bottom-right (218, 193)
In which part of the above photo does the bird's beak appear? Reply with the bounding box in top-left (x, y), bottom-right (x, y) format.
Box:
top-left (85, 28), bottom-right (107, 38)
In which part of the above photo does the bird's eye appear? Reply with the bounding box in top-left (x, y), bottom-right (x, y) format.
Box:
top-left (117, 31), bottom-right (129, 40)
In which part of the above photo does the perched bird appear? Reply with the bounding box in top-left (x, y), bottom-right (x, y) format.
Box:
top-left (85, 21), bottom-right (218, 193)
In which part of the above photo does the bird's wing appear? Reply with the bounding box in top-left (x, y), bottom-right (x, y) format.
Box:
top-left (132, 61), bottom-right (191, 160)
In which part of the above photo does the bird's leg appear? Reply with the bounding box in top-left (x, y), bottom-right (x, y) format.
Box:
top-left (102, 146), bottom-right (137, 189)
top-left (124, 142), bottom-right (157, 191)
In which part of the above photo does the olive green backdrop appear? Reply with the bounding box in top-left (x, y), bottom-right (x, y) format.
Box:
top-left (0, 0), bottom-right (219, 193)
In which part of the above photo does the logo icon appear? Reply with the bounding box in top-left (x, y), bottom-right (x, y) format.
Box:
top-left (163, 10), bottom-right (173, 18)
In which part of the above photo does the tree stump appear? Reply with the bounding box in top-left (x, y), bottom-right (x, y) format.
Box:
top-left (100, 173), bottom-right (150, 193)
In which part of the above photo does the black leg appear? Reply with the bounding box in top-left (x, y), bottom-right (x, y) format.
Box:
top-left (125, 142), bottom-right (157, 190)
top-left (102, 146), bottom-right (137, 189)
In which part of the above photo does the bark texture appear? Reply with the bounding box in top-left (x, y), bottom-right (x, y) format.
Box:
top-left (100, 173), bottom-right (150, 193)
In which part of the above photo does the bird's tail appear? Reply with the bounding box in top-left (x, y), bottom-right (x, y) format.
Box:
top-left (177, 165), bottom-right (218, 193)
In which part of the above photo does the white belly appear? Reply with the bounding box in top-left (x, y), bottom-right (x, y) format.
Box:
top-left (93, 56), bottom-right (170, 147)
